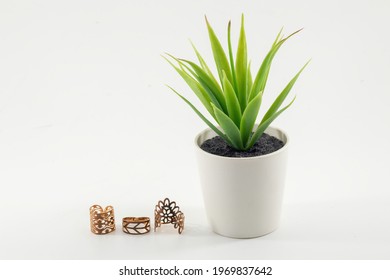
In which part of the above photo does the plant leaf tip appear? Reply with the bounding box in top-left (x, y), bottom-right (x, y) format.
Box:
top-left (302, 59), bottom-right (312, 69)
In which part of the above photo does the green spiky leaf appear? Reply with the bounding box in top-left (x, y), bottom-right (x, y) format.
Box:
top-left (212, 103), bottom-right (244, 150)
top-left (235, 14), bottom-right (248, 110)
top-left (190, 41), bottom-right (220, 86)
top-left (246, 61), bottom-right (253, 100)
top-left (227, 21), bottom-right (238, 93)
top-left (247, 96), bottom-right (296, 148)
top-left (167, 54), bottom-right (224, 112)
top-left (178, 58), bottom-right (227, 113)
top-left (163, 55), bottom-right (215, 118)
top-left (205, 17), bottom-right (233, 85)
top-left (249, 29), bottom-right (303, 101)
top-left (240, 91), bottom-right (262, 147)
top-left (222, 71), bottom-right (242, 127)
top-left (167, 86), bottom-right (232, 145)
top-left (261, 60), bottom-right (310, 124)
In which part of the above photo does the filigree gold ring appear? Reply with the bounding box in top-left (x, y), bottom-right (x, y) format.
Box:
top-left (154, 198), bottom-right (185, 234)
top-left (89, 205), bottom-right (116, 235)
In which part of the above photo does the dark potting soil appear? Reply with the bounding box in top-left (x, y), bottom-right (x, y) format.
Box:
top-left (200, 133), bottom-right (284, 158)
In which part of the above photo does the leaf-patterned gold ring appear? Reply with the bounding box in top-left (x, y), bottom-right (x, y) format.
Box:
top-left (122, 217), bottom-right (151, 235)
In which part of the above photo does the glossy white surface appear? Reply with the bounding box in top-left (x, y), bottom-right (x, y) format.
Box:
top-left (196, 127), bottom-right (288, 238)
top-left (1, 0), bottom-right (390, 259)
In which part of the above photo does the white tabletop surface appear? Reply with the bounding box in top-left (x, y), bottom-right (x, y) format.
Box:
top-left (1, 0), bottom-right (390, 260)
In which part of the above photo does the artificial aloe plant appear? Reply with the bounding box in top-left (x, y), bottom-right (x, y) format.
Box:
top-left (165, 15), bottom-right (309, 151)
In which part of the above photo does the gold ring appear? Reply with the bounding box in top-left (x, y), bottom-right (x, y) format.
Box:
top-left (154, 198), bottom-right (185, 234)
top-left (89, 205), bottom-right (116, 234)
top-left (122, 217), bottom-right (151, 235)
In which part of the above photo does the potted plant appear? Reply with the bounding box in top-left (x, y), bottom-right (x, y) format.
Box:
top-left (165, 15), bottom-right (309, 238)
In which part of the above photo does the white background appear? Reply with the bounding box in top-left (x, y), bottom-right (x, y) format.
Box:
top-left (2, 260), bottom-right (390, 280)
top-left (0, 0), bottom-right (389, 259)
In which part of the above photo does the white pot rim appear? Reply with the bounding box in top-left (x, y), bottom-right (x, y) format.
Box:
top-left (194, 126), bottom-right (289, 161)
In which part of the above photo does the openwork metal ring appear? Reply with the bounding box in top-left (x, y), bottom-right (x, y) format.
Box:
top-left (154, 198), bottom-right (185, 234)
top-left (122, 217), bottom-right (151, 235)
top-left (89, 205), bottom-right (116, 235)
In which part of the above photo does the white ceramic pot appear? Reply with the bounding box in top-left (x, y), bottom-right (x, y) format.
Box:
top-left (195, 126), bottom-right (289, 238)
